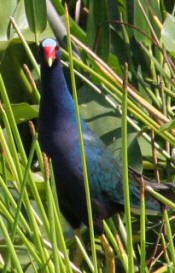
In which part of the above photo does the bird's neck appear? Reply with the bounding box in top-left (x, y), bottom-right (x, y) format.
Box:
top-left (39, 61), bottom-right (77, 128)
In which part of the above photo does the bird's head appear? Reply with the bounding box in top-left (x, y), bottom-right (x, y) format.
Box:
top-left (41, 38), bottom-right (60, 67)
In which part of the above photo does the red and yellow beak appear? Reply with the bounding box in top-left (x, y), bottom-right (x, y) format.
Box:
top-left (43, 46), bottom-right (58, 67)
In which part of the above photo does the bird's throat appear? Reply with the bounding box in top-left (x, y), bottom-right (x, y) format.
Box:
top-left (39, 62), bottom-right (77, 130)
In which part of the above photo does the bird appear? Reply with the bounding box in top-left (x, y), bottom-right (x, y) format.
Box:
top-left (38, 38), bottom-right (175, 272)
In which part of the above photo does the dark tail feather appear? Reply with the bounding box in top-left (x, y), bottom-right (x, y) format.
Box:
top-left (129, 166), bottom-right (175, 203)
top-left (146, 181), bottom-right (175, 202)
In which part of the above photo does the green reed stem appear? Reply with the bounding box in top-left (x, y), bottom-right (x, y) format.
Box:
top-left (122, 64), bottom-right (134, 273)
top-left (65, 5), bottom-right (98, 273)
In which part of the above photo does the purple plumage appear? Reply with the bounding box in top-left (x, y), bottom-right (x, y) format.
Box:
top-left (38, 38), bottom-right (174, 234)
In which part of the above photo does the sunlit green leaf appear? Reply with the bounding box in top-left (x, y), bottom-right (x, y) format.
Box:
top-left (24, 0), bottom-right (47, 35)
top-left (0, 0), bottom-right (17, 41)
top-left (161, 13), bottom-right (175, 52)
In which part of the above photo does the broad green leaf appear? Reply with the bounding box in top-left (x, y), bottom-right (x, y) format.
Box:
top-left (159, 120), bottom-right (175, 132)
top-left (9, 0), bottom-right (29, 39)
top-left (134, 0), bottom-right (151, 45)
top-left (24, 0), bottom-right (47, 35)
top-left (0, 0), bottom-right (17, 41)
top-left (0, 39), bottom-right (38, 103)
top-left (127, 132), bottom-right (143, 173)
top-left (161, 13), bottom-right (175, 53)
top-left (138, 135), bottom-right (164, 161)
top-left (12, 103), bottom-right (38, 124)
top-left (0, 0), bottom-right (52, 45)
top-left (108, 53), bottom-right (123, 76)
top-left (78, 85), bottom-right (117, 139)
top-left (86, 0), bottom-right (110, 61)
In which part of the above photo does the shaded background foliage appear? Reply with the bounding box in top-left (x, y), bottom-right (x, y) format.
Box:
top-left (0, 0), bottom-right (175, 272)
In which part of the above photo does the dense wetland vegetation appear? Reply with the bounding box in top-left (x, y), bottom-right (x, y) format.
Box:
top-left (0, 1), bottom-right (175, 272)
